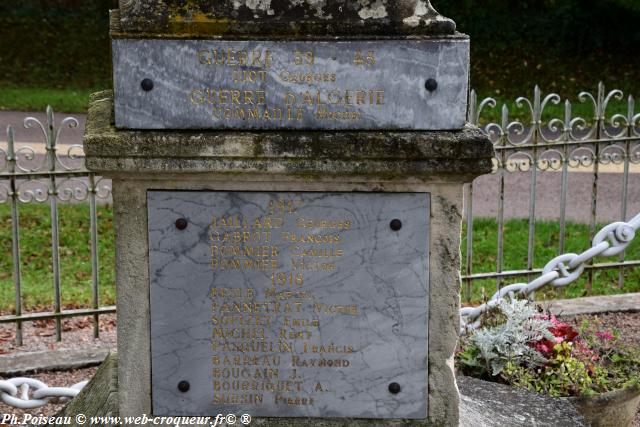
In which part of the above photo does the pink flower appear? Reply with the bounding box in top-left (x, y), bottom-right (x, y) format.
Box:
top-left (595, 331), bottom-right (615, 341)
top-left (573, 340), bottom-right (599, 362)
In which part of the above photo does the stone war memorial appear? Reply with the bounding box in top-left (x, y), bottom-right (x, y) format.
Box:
top-left (82, 0), bottom-right (494, 425)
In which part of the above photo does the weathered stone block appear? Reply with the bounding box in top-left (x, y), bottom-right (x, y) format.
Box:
top-left (113, 1), bottom-right (457, 37)
top-left (458, 376), bottom-right (588, 427)
top-left (85, 91), bottom-right (493, 180)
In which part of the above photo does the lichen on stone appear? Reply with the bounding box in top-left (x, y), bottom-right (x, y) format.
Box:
top-left (357, 0), bottom-right (388, 20)
top-left (403, 0), bottom-right (430, 27)
top-left (233, 0), bottom-right (275, 17)
top-left (290, 0), bottom-right (329, 18)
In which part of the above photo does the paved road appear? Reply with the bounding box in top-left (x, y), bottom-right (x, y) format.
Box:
top-left (1, 111), bottom-right (638, 223)
top-left (0, 111), bottom-right (86, 146)
top-left (470, 171), bottom-right (640, 223)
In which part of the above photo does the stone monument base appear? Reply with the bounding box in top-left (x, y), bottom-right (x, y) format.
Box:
top-left (84, 90), bottom-right (493, 425)
top-left (51, 355), bottom-right (587, 427)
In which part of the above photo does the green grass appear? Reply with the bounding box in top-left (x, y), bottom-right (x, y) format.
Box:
top-left (461, 219), bottom-right (640, 305)
top-left (0, 203), bottom-right (638, 313)
top-left (0, 87), bottom-right (97, 113)
top-left (0, 1), bottom-right (114, 113)
top-left (470, 47), bottom-right (640, 104)
top-left (474, 90), bottom-right (634, 126)
top-left (0, 203), bottom-right (115, 314)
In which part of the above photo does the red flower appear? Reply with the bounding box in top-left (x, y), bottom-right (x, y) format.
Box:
top-left (550, 323), bottom-right (579, 343)
top-left (533, 339), bottom-right (555, 356)
top-left (530, 315), bottom-right (579, 357)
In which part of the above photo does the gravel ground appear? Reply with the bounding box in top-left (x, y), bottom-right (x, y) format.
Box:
top-left (470, 170), bottom-right (640, 223)
top-left (566, 312), bottom-right (640, 427)
top-left (0, 313), bottom-right (638, 424)
top-left (0, 315), bottom-right (116, 355)
top-left (566, 312), bottom-right (640, 348)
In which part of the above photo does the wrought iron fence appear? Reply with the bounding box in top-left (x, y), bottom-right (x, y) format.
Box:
top-left (0, 107), bottom-right (113, 346)
top-left (463, 83), bottom-right (640, 302)
top-left (1, 83), bottom-right (639, 346)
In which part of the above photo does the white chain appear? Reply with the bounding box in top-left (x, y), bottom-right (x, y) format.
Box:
top-left (460, 211), bottom-right (640, 333)
top-left (0, 377), bottom-right (88, 409)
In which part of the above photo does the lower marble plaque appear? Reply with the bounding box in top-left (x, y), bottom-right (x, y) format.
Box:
top-left (148, 191), bottom-right (430, 419)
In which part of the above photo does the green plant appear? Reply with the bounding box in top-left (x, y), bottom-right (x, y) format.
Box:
top-left (458, 300), bottom-right (554, 376)
top-left (503, 342), bottom-right (603, 397)
top-left (457, 300), bottom-right (640, 397)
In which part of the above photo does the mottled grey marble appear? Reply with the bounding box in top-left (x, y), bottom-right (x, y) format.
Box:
top-left (113, 39), bottom-right (468, 130)
top-left (148, 191), bottom-right (430, 419)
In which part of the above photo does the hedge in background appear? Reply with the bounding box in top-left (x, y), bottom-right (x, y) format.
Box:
top-left (0, 1), bottom-right (116, 91)
top-left (438, 0), bottom-right (640, 53)
top-left (0, 0), bottom-right (638, 108)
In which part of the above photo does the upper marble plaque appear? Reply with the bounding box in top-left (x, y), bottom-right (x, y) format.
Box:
top-left (113, 39), bottom-right (469, 130)
top-left (148, 191), bottom-right (430, 419)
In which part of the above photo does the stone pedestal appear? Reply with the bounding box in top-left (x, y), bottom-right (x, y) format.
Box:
top-left (85, 1), bottom-right (494, 425)
top-left (85, 91), bottom-right (492, 425)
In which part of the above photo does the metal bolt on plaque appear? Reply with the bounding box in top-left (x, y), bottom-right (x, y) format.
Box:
top-left (140, 78), bottom-right (154, 92)
top-left (390, 219), bottom-right (403, 231)
top-left (388, 383), bottom-right (402, 394)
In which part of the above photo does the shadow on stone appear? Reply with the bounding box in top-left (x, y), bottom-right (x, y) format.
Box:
top-left (458, 375), bottom-right (587, 427)
top-left (50, 353), bottom-right (118, 427)
top-left (50, 357), bottom-right (590, 426)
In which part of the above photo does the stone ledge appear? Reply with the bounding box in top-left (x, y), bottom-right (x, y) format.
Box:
top-left (544, 292), bottom-right (640, 317)
top-left (0, 348), bottom-right (112, 376)
top-left (48, 356), bottom-right (588, 427)
top-left (458, 376), bottom-right (587, 427)
top-left (84, 91), bottom-right (494, 180)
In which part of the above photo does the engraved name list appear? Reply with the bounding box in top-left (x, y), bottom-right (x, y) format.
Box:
top-left (149, 191), bottom-right (430, 418)
top-left (209, 197), bottom-right (356, 408)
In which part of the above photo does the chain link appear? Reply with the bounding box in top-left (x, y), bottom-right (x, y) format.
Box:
top-left (0, 377), bottom-right (88, 409)
top-left (461, 211), bottom-right (640, 334)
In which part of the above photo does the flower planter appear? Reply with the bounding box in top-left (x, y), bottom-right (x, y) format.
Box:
top-left (567, 386), bottom-right (640, 427)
